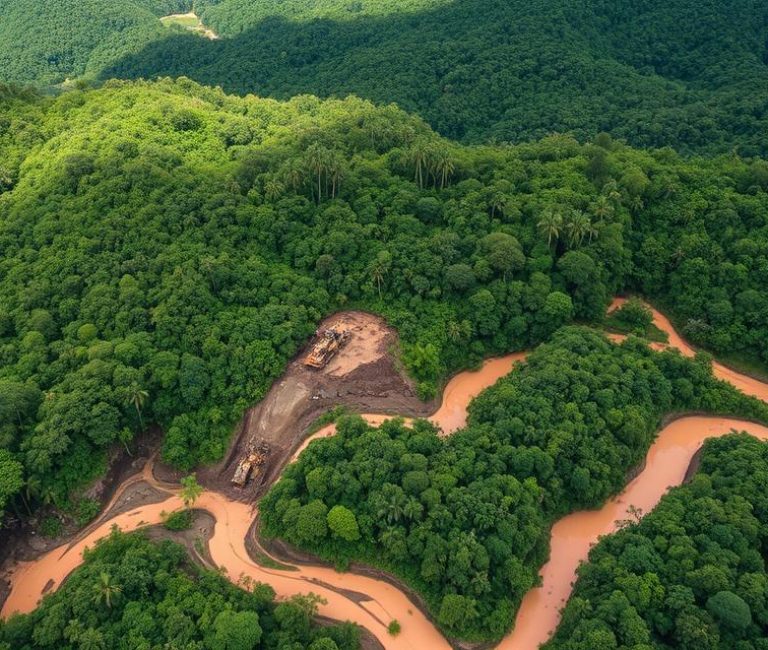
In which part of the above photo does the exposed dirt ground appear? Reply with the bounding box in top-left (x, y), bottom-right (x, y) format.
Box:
top-left (198, 311), bottom-right (434, 500)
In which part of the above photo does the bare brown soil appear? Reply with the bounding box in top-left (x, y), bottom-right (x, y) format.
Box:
top-left (198, 311), bottom-right (433, 500)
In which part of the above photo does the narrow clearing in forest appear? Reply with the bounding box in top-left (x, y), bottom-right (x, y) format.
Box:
top-left (160, 12), bottom-right (218, 39)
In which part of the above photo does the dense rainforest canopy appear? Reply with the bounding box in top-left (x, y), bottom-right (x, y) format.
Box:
top-left (2, 0), bottom-right (768, 154)
top-left (0, 0), bottom-right (192, 86)
top-left (2, 4), bottom-right (768, 648)
top-left (2, 77), bottom-right (768, 527)
top-left (545, 434), bottom-right (768, 650)
top-left (0, 529), bottom-right (361, 649)
top-left (260, 328), bottom-right (768, 640)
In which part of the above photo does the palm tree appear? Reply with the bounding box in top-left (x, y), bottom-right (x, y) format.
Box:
top-left (368, 251), bottom-right (391, 300)
top-left (403, 497), bottom-right (423, 521)
top-left (326, 151), bottom-right (344, 198)
top-left (92, 572), bottom-right (121, 609)
top-left (180, 474), bottom-right (203, 508)
top-left (432, 148), bottom-right (455, 189)
top-left (591, 195), bottom-right (613, 223)
top-left (586, 220), bottom-right (599, 244)
top-left (125, 386), bottom-right (148, 430)
top-left (64, 618), bottom-right (84, 643)
top-left (22, 475), bottom-right (41, 514)
top-left (602, 180), bottom-right (622, 206)
top-left (409, 140), bottom-right (430, 189)
top-left (537, 209), bottom-right (563, 247)
top-left (377, 490), bottom-right (406, 525)
top-left (305, 143), bottom-right (330, 203)
top-left (446, 320), bottom-right (462, 342)
top-left (263, 178), bottom-right (284, 202)
top-left (281, 158), bottom-right (304, 193)
top-left (565, 210), bottom-right (592, 248)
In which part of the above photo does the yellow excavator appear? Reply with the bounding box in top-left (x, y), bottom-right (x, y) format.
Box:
top-left (304, 328), bottom-right (350, 369)
top-left (231, 440), bottom-right (269, 487)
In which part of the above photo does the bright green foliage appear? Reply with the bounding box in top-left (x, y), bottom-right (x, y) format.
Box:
top-left (0, 530), bottom-right (360, 649)
top-left (180, 474), bottom-right (203, 508)
top-left (163, 508), bottom-right (193, 530)
top-left (1, 78), bottom-right (768, 526)
top-left (208, 609), bottom-right (261, 650)
top-left (327, 505), bottom-right (360, 542)
top-left (546, 434), bottom-right (768, 650)
top-left (606, 298), bottom-right (655, 337)
top-left (261, 329), bottom-right (768, 640)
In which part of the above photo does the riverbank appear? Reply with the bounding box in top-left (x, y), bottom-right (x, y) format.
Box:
top-left (3, 298), bottom-right (768, 650)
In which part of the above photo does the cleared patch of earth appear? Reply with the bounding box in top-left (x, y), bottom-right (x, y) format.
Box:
top-left (160, 12), bottom-right (218, 39)
top-left (198, 311), bottom-right (433, 500)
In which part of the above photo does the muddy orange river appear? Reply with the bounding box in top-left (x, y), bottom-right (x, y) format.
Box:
top-left (4, 301), bottom-right (768, 650)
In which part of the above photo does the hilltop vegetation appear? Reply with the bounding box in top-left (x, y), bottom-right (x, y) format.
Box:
top-left (2, 1), bottom-right (768, 154)
top-left (0, 530), bottom-right (361, 649)
top-left (1, 78), bottom-right (768, 526)
top-left (546, 434), bottom-right (768, 650)
top-left (260, 328), bottom-right (768, 641)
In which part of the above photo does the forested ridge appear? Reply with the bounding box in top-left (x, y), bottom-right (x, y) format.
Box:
top-left (0, 0), bottom-right (193, 86)
top-left (2, 0), bottom-right (768, 154)
top-left (545, 434), bottom-right (768, 650)
top-left (0, 530), bottom-right (361, 649)
top-left (260, 328), bottom-right (768, 640)
top-left (2, 77), bottom-right (768, 529)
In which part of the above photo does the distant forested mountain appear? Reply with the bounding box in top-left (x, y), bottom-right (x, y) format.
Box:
top-left (0, 0), bottom-right (191, 85)
top-left (1, 0), bottom-right (767, 154)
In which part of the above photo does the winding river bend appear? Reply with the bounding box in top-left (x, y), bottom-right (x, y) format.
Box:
top-left (4, 301), bottom-right (768, 650)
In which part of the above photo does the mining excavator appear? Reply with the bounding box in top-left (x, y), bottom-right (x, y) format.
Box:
top-left (304, 328), bottom-right (350, 369)
top-left (231, 440), bottom-right (269, 487)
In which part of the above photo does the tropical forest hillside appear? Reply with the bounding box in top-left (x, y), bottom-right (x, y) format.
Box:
top-left (260, 329), bottom-right (768, 640)
top-left (0, 0), bottom-right (192, 86)
top-left (2, 77), bottom-right (768, 526)
top-left (2, 0), bottom-right (768, 154)
top-left (105, 0), bottom-right (768, 154)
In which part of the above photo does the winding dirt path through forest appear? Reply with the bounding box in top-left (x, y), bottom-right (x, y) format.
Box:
top-left (4, 300), bottom-right (768, 650)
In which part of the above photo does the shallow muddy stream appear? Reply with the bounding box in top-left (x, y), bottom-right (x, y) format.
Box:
top-left (4, 301), bottom-right (768, 650)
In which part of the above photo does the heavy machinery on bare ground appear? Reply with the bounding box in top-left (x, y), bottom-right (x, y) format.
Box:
top-left (304, 328), bottom-right (350, 369)
top-left (231, 439), bottom-right (269, 487)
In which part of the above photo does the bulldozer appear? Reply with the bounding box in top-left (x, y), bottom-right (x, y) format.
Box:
top-left (304, 328), bottom-right (350, 369)
top-left (231, 440), bottom-right (270, 487)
